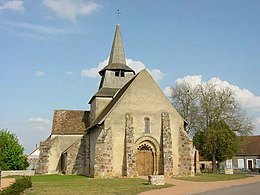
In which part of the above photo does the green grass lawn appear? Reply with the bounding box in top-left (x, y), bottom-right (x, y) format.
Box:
top-left (24, 175), bottom-right (172, 195)
top-left (175, 173), bottom-right (252, 182)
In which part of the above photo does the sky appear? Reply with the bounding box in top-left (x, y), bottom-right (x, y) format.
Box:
top-left (0, 0), bottom-right (260, 154)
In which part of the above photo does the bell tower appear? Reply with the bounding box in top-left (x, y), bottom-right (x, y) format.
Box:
top-left (89, 24), bottom-right (135, 122)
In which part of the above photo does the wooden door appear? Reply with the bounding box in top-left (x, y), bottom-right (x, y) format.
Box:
top-left (248, 160), bottom-right (253, 171)
top-left (136, 150), bottom-right (154, 176)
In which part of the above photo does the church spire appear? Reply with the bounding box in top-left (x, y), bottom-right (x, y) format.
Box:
top-left (99, 24), bottom-right (134, 76)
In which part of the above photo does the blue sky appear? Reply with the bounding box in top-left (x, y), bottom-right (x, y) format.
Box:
top-left (0, 0), bottom-right (260, 154)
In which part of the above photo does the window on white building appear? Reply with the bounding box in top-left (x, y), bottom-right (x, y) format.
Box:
top-left (256, 159), bottom-right (260, 168)
top-left (238, 159), bottom-right (244, 169)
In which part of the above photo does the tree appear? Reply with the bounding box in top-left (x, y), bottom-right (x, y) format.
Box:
top-left (170, 81), bottom-right (253, 170)
top-left (193, 121), bottom-right (239, 171)
top-left (170, 81), bottom-right (200, 136)
top-left (170, 82), bottom-right (253, 137)
top-left (0, 129), bottom-right (28, 170)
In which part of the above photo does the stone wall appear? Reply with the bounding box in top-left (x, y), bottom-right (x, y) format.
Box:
top-left (35, 137), bottom-right (56, 174)
top-left (64, 135), bottom-right (86, 175)
top-left (124, 113), bottom-right (137, 177)
top-left (52, 110), bottom-right (90, 135)
top-left (1, 170), bottom-right (35, 177)
top-left (94, 119), bottom-right (113, 178)
top-left (178, 129), bottom-right (194, 176)
top-left (85, 132), bottom-right (90, 176)
top-left (161, 112), bottom-right (174, 177)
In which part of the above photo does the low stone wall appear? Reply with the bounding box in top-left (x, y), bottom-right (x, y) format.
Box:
top-left (1, 170), bottom-right (35, 177)
top-left (148, 175), bottom-right (165, 185)
top-left (225, 168), bottom-right (233, 174)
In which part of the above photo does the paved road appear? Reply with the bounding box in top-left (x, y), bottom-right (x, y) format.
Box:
top-left (196, 181), bottom-right (260, 195)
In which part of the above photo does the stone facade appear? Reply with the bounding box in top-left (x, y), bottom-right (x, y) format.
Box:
top-left (85, 132), bottom-right (90, 176)
top-left (161, 112), bottom-right (174, 177)
top-left (36, 24), bottom-right (195, 178)
top-left (178, 128), bottom-right (194, 176)
top-left (124, 113), bottom-right (137, 177)
top-left (36, 137), bottom-right (56, 174)
top-left (63, 135), bottom-right (86, 175)
top-left (94, 119), bottom-right (113, 178)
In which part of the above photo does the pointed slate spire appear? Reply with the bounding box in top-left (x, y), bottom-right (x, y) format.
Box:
top-left (99, 24), bottom-right (135, 76)
top-left (108, 23), bottom-right (126, 65)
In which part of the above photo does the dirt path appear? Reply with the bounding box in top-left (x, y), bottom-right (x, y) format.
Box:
top-left (0, 178), bottom-right (15, 190)
top-left (139, 175), bottom-right (260, 195)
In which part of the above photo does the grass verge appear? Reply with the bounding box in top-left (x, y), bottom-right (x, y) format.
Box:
top-left (24, 175), bottom-right (172, 195)
top-left (175, 173), bottom-right (252, 182)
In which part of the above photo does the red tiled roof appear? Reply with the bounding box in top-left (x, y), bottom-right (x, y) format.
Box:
top-left (51, 110), bottom-right (90, 135)
top-left (237, 135), bottom-right (260, 155)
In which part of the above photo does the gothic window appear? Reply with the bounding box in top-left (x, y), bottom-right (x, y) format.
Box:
top-left (144, 117), bottom-right (150, 133)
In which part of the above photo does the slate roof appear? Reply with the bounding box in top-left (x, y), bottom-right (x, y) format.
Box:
top-left (94, 87), bottom-right (120, 97)
top-left (237, 135), bottom-right (260, 155)
top-left (88, 88), bottom-right (121, 104)
top-left (99, 24), bottom-right (134, 76)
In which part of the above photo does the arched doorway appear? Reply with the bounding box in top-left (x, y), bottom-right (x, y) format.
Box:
top-left (136, 143), bottom-right (154, 176)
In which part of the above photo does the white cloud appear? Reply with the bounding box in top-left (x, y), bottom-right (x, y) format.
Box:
top-left (35, 71), bottom-right (45, 77)
top-left (165, 75), bottom-right (260, 134)
top-left (42, 0), bottom-right (101, 23)
top-left (163, 86), bottom-right (172, 97)
top-left (174, 75), bottom-right (260, 112)
top-left (81, 59), bottom-right (108, 78)
top-left (81, 58), bottom-right (164, 81)
top-left (149, 69), bottom-right (164, 81)
top-left (4, 21), bottom-right (67, 35)
top-left (0, 0), bottom-right (24, 12)
top-left (28, 117), bottom-right (50, 124)
top-left (176, 75), bottom-right (203, 89)
top-left (126, 59), bottom-right (145, 72)
top-left (254, 118), bottom-right (260, 135)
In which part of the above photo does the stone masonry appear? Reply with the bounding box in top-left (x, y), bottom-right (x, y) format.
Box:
top-left (148, 175), bottom-right (165, 185)
top-left (63, 135), bottom-right (86, 175)
top-left (178, 128), bottom-right (194, 176)
top-left (36, 137), bottom-right (57, 174)
top-left (85, 132), bottom-right (90, 176)
top-left (94, 119), bottom-right (113, 178)
top-left (161, 112), bottom-right (174, 177)
top-left (124, 113), bottom-right (138, 177)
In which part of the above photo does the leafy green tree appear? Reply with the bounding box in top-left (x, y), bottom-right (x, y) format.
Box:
top-left (170, 81), bottom-right (253, 170)
top-left (193, 121), bottom-right (239, 171)
top-left (0, 129), bottom-right (28, 170)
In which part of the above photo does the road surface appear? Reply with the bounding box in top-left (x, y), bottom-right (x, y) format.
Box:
top-left (196, 181), bottom-right (260, 195)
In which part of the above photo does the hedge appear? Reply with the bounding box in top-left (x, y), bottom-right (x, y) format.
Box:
top-left (0, 176), bottom-right (32, 195)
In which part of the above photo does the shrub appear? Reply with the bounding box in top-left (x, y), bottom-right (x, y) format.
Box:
top-left (0, 177), bottom-right (32, 195)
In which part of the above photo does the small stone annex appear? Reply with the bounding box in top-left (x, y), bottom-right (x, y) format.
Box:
top-left (36, 24), bottom-right (194, 178)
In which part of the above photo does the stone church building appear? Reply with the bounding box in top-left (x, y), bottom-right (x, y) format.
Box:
top-left (36, 24), bottom-right (194, 178)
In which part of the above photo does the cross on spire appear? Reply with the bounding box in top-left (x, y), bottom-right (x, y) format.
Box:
top-left (117, 9), bottom-right (121, 24)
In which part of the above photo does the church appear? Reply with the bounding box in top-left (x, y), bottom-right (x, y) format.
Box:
top-left (36, 24), bottom-right (194, 178)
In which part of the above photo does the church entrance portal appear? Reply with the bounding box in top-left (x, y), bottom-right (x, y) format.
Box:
top-left (136, 143), bottom-right (154, 176)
